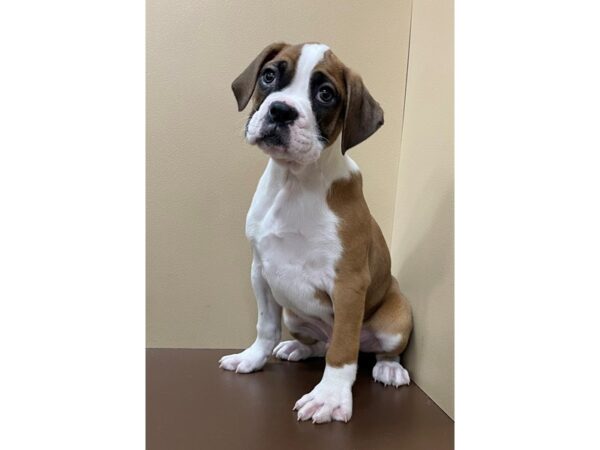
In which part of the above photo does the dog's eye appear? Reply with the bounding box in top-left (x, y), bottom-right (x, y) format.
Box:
top-left (261, 69), bottom-right (276, 85)
top-left (316, 86), bottom-right (335, 104)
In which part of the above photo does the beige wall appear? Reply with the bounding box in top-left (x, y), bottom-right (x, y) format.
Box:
top-left (390, 0), bottom-right (454, 417)
top-left (147, 0), bottom-right (411, 347)
top-left (147, 0), bottom-right (453, 417)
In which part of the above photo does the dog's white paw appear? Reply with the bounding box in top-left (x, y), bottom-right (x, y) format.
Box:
top-left (372, 360), bottom-right (410, 387)
top-left (293, 381), bottom-right (353, 423)
top-left (218, 348), bottom-right (268, 373)
top-left (273, 340), bottom-right (324, 361)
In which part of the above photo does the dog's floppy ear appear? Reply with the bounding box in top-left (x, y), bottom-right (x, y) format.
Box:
top-left (341, 70), bottom-right (384, 154)
top-left (231, 42), bottom-right (288, 112)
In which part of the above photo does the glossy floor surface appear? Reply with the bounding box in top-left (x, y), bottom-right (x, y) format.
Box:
top-left (147, 349), bottom-right (453, 450)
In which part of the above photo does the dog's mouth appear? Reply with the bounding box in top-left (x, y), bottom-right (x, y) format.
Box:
top-left (258, 132), bottom-right (286, 148)
top-left (255, 124), bottom-right (290, 153)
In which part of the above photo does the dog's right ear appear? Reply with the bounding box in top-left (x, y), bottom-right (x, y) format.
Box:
top-left (231, 42), bottom-right (288, 112)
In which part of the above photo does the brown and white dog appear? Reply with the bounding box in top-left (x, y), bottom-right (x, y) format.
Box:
top-left (219, 42), bottom-right (413, 424)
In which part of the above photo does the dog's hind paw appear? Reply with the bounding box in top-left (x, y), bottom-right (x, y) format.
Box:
top-left (372, 360), bottom-right (410, 387)
top-left (273, 340), bottom-right (325, 361)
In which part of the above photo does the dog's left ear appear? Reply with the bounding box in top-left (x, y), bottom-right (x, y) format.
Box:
top-left (341, 70), bottom-right (384, 154)
top-left (232, 42), bottom-right (288, 112)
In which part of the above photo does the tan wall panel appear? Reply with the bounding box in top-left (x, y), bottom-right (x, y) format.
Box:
top-left (390, 0), bottom-right (454, 417)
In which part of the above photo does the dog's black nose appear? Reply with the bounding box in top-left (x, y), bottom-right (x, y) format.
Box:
top-left (268, 101), bottom-right (298, 124)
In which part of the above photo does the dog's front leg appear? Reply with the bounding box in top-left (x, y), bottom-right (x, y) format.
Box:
top-left (219, 255), bottom-right (281, 373)
top-left (294, 282), bottom-right (366, 423)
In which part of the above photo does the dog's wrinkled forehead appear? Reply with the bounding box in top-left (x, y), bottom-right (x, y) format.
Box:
top-left (279, 43), bottom-right (329, 93)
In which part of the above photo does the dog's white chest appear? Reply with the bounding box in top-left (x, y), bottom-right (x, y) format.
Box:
top-left (246, 161), bottom-right (342, 320)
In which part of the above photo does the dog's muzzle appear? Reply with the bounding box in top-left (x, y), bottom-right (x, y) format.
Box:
top-left (257, 101), bottom-right (299, 148)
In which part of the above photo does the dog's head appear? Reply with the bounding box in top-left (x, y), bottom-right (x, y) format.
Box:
top-left (232, 42), bottom-right (384, 167)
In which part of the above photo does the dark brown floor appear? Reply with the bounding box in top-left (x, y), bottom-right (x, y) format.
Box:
top-left (147, 349), bottom-right (453, 450)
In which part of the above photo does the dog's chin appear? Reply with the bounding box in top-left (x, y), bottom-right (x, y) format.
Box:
top-left (253, 138), bottom-right (315, 169)
top-left (256, 138), bottom-right (288, 158)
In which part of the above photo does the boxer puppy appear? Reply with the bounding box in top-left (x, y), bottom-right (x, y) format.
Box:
top-left (219, 42), bottom-right (413, 424)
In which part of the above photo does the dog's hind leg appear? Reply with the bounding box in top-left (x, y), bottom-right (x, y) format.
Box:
top-left (364, 277), bottom-right (413, 387)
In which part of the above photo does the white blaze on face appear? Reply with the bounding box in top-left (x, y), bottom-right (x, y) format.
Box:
top-left (246, 43), bottom-right (330, 166)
